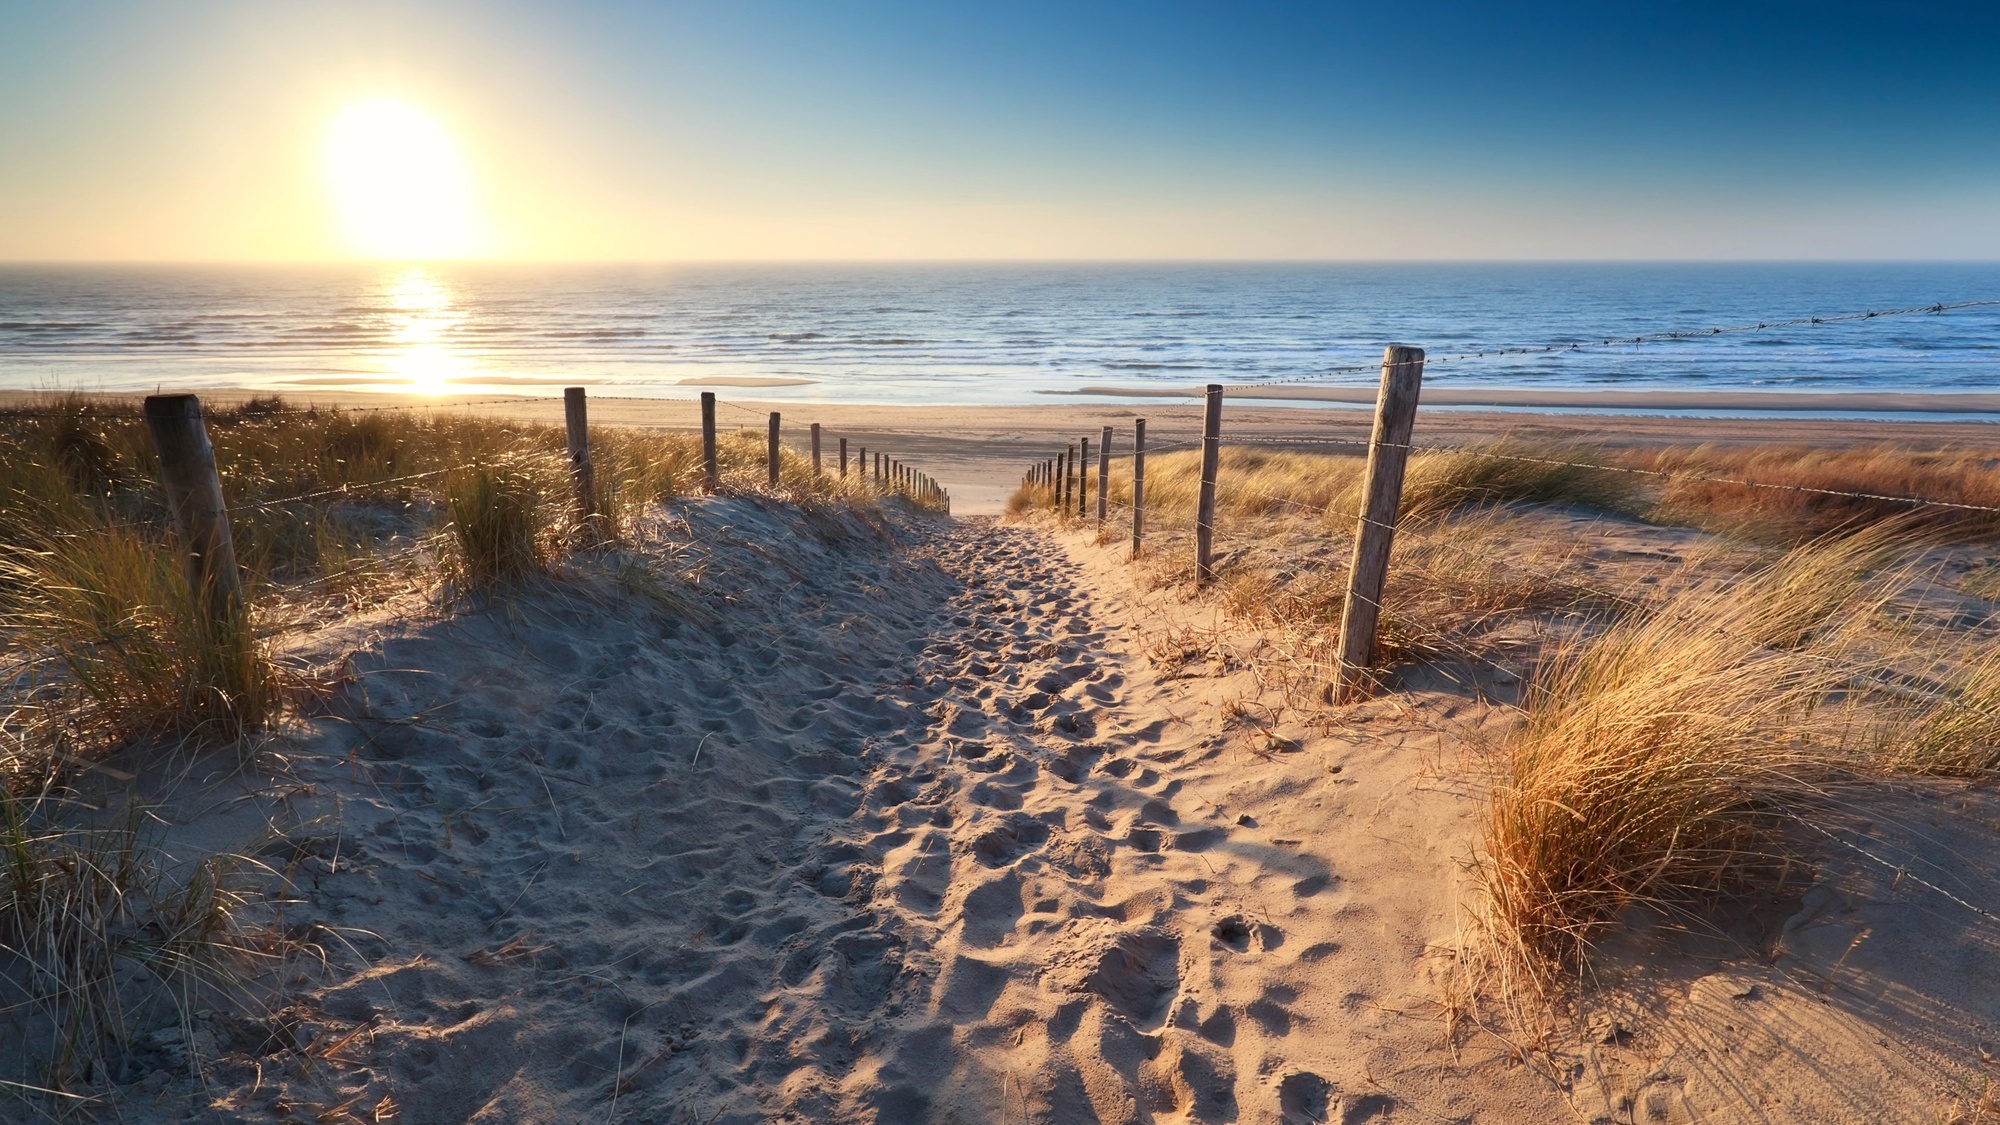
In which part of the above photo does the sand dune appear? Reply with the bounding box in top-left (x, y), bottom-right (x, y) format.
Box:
top-left (50, 477), bottom-right (2000, 1124)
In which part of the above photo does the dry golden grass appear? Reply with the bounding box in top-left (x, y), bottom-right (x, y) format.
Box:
top-left (1019, 440), bottom-right (2000, 981)
top-left (0, 791), bottom-right (268, 1094)
top-left (1015, 439), bottom-right (1642, 532)
top-left (0, 394), bottom-right (935, 1101)
top-left (0, 397), bottom-right (924, 773)
top-left (1637, 443), bottom-right (2000, 541)
top-left (1477, 527), bottom-right (1916, 969)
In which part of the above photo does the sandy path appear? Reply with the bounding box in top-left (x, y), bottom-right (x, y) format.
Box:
top-left (126, 499), bottom-right (1577, 1124)
top-left (733, 517), bottom-right (1562, 1122)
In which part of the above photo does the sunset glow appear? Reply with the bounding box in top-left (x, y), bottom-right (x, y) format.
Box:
top-left (324, 99), bottom-right (480, 260)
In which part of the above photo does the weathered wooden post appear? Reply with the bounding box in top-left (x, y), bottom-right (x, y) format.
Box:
top-left (811, 423), bottom-right (822, 478)
top-left (144, 394), bottom-right (245, 634)
top-left (700, 392), bottom-right (720, 491)
top-left (1131, 418), bottom-right (1147, 559)
top-left (1056, 451), bottom-right (1068, 511)
top-left (562, 387), bottom-right (601, 541)
top-left (1333, 345), bottom-right (1426, 702)
top-left (1097, 425), bottom-right (1112, 525)
top-left (1194, 384), bottom-right (1223, 587)
top-left (1078, 437), bottom-right (1091, 518)
top-left (767, 412), bottom-right (781, 487)
top-left (839, 437), bottom-right (849, 477)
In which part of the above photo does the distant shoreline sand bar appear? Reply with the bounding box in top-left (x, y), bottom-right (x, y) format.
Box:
top-left (1062, 384), bottom-right (2000, 416)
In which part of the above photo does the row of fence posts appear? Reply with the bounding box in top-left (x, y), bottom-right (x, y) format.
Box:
top-left (135, 386), bottom-right (952, 664)
top-left (1022, 345), bottom-right (1425, 702)
top-left (572, 390), bottom-right (952, 525)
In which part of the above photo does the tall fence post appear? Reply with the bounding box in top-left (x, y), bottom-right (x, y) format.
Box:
top-left (811, 423), bottom-right (822, 478)
top-left (1131, 418), bottom-right (1147, 559)
top-left (1078, 437), bottom-right (1091, 518)
top-left (1194, 384), bottom-right (1223, 587)
top-left (1057, 450), bottom-right (1068, 511)
top-left (144, 394), bottom-right (245, 634)
top-left (1097, 425), bottom-right (1112, 526)
top-left (839, 437), bottom-right (849, 477)
top-left (1333, 345), bottom-right (1426, 702)
top-left (563, 387), bottom-right (599, 541)
top-left (767, 412), bottom-right (781, 487)
top-left (701, 392), bottom-right (720, 492)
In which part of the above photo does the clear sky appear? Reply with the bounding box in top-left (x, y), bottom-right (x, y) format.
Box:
top-left (3, 0), bottom-right (1998, 261)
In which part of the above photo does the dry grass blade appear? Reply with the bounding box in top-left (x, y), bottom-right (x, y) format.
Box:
top-left (1, 524), bottom-right (278, 769)
top-left (1477, 528), bottom-right (1914, 972)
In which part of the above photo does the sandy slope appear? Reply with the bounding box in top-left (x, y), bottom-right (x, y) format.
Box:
top-left (95, 496), bottom-right (1545, 1123)
top-left (81, 493), bottom-right (2000, 1124)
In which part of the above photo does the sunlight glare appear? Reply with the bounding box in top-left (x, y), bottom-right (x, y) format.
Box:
top-left (380, 268), bottom-right (471, 394)
top-left (325, 99), bottom-right (481, 259)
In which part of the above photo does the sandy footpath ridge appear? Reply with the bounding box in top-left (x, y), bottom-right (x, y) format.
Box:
top-left (88, 491), bottom-right (2000, 1125)
top-left (100, 495), bottom-right (1555, 1124)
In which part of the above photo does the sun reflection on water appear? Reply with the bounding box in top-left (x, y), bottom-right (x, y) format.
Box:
top-left (379, 268), bottom-right (473, 394)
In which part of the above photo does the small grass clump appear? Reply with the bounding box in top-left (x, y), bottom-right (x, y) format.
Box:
top-left (442, 463), bottom-right (558, 589)
top-left (1, 526), bottom-right (278, 769)
top-left (1478, 529), bottom-right (1908, 967)
top-left (1366, 442), bottom-right (1639, 524)
top-left (1878, 649), bottom-right (2000, 776)
top-left (0, 791), bottom-right (262, 1093)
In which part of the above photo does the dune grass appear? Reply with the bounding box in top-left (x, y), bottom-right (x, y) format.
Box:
top-left (1015, 440), bottom-right (2000, 978)
top-left (0, 392), bottom-right (937, 1099)
top-left (1014, 439), bottom-right (1641, 530)
top-left (1477, 531), bottom-right (1911, 967)
top-left (0, 394), bottom-right (931, 785)
top-left (0, 791), bottom-right (263, 1093)
top-left (0, 526), bottom-right (279, 775)
top-left (1636, 443), bottom-right (2000, 541)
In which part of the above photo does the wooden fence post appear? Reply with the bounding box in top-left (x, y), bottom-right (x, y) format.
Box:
top-left (840, 437), bottom-right (849, 477)
top-left (563, 387), bottom-right (599, 541)
top-left (1097, 425), bottom-right (1112, 526)
top-left (1078, 437), bottom-right (1091, 518)
top-left (143, 394), bottom-right (245, 634)
top-left (811, 423), bottom-right (822, 478)
top-left (1131, 418), bottom-right (1146, 559)
top-left (1056, 451), bottom-right (1068, 511)
top-left (700, 392), bottom-right (720, 492)
top-left (1333, 345), bottom-right (1426, 702)
top-left (1194, 384), bottom-right (1223, 587)
top-left (767, 412), bottom-right (781, 487)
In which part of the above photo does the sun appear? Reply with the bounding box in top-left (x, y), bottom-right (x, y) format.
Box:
top-left (324, 98), bottom-right (481, 259)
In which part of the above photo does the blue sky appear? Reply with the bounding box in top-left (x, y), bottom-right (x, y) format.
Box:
top-left (3, 0), bottom-right (1997, 259)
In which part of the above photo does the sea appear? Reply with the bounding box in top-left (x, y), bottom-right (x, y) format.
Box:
top-left (2, 262), bottom-right (1997, 417)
